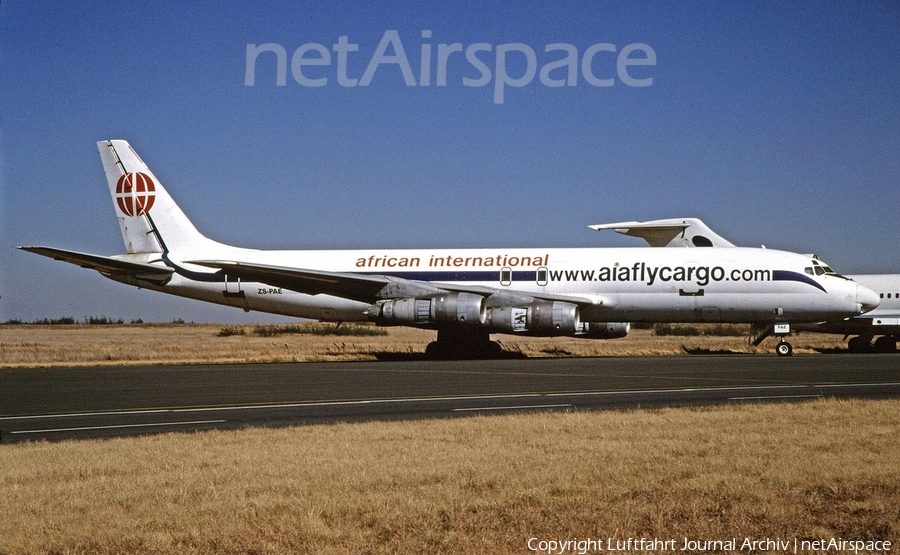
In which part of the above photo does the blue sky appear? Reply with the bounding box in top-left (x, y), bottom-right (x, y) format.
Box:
top-left (1, 1), bottom-right (898, 323)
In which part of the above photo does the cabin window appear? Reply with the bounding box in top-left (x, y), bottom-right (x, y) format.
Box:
top-left (536, 267), bottom-right (548, 286)
top-left (500, 267), bottom-right (512, 286)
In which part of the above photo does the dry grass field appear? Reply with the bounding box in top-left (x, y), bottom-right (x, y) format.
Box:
top-left (0, 399), bottom-right (898, 554)
top-left (0, 322), bottom-right (851, 367)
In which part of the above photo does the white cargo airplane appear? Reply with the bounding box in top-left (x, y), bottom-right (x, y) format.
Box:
top-left (19, 141), bottom-right (879, 358)
top-left (592, 218), bottom-right (899, 352)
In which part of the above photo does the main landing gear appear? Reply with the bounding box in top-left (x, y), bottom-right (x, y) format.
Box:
top-left (848, 334), bottom-right (898, 353)
top-left (424, 329), bottom-right (504, 360)
top-left (751, 323), bottom-right (793, 356)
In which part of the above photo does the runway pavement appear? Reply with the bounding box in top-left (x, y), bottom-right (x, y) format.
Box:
top-left (1, 355), bottom-right (899, 442)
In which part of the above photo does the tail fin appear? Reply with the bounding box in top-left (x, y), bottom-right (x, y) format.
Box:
top-left (98, 140), bottom-right (221, 254)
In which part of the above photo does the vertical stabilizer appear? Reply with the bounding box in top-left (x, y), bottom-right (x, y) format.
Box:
top-left (98, 140), bottom-right (218, 254)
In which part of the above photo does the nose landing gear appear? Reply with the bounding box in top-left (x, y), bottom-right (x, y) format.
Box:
top-left (751, 322), bottom-right (793, 356)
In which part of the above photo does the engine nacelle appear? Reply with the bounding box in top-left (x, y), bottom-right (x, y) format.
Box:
top-left (487, 300), bottom-right (580, 336)
top-left (375, 293), bottom-right (486, 327)
top-left (531, 300), bottom-right (580, 335)
top-left (578, 322), bottom-right (630, 339)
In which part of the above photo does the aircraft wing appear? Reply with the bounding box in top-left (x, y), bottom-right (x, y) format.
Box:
top-left (190, 259), bottom-right (611, 311)
top-left (430, 280), bottom-right (608, 309)
top-left (189, 260), bottom-right (396, 303)
top-left (18, 246), bottom-right (174, 283)
top-left (589, 218), bottom-right (735, 247)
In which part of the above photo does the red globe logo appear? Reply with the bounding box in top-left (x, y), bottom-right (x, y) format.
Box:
top-left (115, 172), bottom-right (156, 216)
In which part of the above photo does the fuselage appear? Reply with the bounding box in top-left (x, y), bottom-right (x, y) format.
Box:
top-left (113, 245), bottom-right (876, 326)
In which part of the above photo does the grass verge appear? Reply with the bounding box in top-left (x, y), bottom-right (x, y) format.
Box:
top-left (0, 324), bottom-right (851, 367)
top-left (1, 399), bottom-right (897, 554)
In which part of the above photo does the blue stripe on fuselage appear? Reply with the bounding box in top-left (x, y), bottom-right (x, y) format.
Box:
top-left (773, 270), bottom-right (827, 293)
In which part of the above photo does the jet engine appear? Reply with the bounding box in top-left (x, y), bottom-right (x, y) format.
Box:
top-left (578, 322), bottom-right (630, 339)
top-left (375, 292), bottom-right (486, 327)
top-left (487, 300), bottom-right (580, 336)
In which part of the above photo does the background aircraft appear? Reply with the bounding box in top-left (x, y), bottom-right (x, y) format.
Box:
top-left (592, 218), bottom-right (899, 352)
top-left (20, 142), bottom-right (878, 358)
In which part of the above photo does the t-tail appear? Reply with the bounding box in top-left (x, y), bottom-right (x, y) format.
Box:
top-left (98, 140), bottom-right (227, 255)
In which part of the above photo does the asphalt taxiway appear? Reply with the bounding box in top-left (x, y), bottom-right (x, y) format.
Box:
top-left (1, 355), bottom-right (898, 442)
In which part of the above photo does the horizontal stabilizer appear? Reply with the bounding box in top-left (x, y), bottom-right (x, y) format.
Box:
top-left (18, 246), bottom-right (174, 283)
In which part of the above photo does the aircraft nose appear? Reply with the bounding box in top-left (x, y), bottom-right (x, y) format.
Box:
top-left (857, 283), bottom-right (880, 314)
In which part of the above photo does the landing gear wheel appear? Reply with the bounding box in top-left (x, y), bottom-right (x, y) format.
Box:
top-left (873, 336), bottom-right (898, 353)
top-left (425, 341), bottom-right (446, 360)
top-left (776, 341), bottom-right (793, 357)
top-left (848, 336), bottom-right (871, 353)
top-left (484, 340), bottom-right (503, 357)
top-left (424, 336), bottom-right (504, 360)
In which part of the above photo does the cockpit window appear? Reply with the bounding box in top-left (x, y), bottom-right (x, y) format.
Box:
top-left (810, 259), bottom-right (849, 280)
top-left (804, 267), bottom-right (814, 275)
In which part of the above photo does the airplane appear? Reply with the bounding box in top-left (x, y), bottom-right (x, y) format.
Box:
top-left (18, 141), bottom-right (879, 358)
top-left (592, 218), bottom-right (899, 353)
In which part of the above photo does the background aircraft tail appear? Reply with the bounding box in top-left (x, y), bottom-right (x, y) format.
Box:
top-left (589, 218), bottom-right (736, 248)
top-left (98, 140), bottom-right (223, 254)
